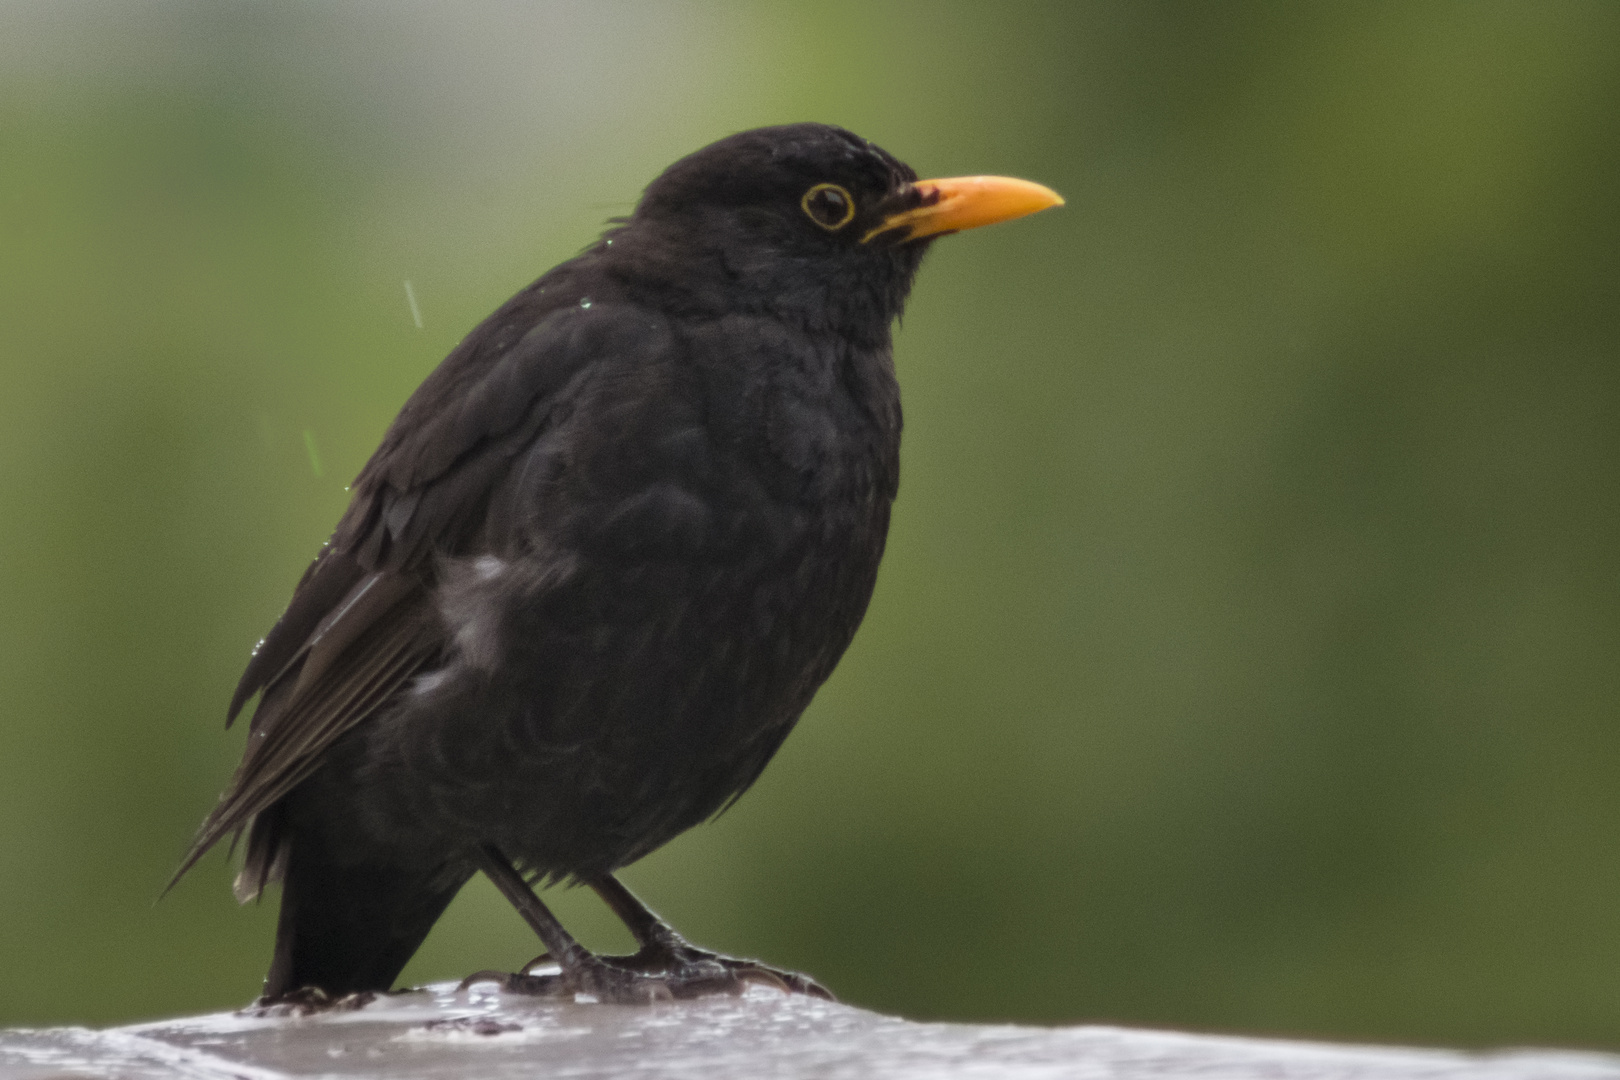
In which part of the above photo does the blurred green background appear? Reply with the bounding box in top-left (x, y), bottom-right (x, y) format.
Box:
top-left (2, 0), bottom-right (1618, 1050)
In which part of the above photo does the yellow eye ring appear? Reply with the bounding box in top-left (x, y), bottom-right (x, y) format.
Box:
top-left (801, 183), bottom-right (856, 231)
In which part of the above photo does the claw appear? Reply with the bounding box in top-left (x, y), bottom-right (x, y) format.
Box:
top-left (733, 965), bottom-right (792, 994)
top-left (518, 951), bottom-right (555, 975)
top-left (457, 969), bottom-right (513, 991)
top-left (504, 972), bottom-right (565, 996)
top-left (641, 980), bottom-right (676, 1003)
top-left (797, 975), bottom-right (836, 1001)
top-left (244, 987), bottom-right (376, 1016)
top-left (753, 966), bottom-right (832, 1000)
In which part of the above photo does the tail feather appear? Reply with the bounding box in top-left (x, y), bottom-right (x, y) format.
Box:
top-left (233, 803), bottom-right (288, 904)
top-left (263, 839), bottom-right (470, 999)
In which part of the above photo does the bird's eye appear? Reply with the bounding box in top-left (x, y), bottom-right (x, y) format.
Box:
top-left (801, 183), bottom-right (856, 231)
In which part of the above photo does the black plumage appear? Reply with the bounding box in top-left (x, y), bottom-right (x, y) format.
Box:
top-left (174, 123), bottom-right (1060, 1004)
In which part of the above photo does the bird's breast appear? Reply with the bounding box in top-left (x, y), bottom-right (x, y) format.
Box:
top-left (686, 314), bottom-right (901, 506)
top-left (372, 318), bottom-right (902, 873)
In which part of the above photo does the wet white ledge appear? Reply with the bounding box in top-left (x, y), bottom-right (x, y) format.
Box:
top-left (3, 981), bottom-right (1618, 1080)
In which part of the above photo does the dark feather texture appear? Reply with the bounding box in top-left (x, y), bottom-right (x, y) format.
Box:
top-left (177, 124), bottom-right (974, 999)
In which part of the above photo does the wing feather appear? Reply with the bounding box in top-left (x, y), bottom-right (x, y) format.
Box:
top-left (169, 577), bottom-right (437, 889)
top-left (173, 298), bottom-right (675, 892)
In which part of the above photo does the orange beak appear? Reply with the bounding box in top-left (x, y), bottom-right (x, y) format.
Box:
top-left (862, 175), bottom-right (1064, 244)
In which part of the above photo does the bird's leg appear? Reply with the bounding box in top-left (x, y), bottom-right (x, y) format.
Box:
top-left (589, 873), bottom-right (834, 1000)
top-left (464, 845), bottom-right (740, 1003)
top-left (474, 845), bottom-right (591, 971)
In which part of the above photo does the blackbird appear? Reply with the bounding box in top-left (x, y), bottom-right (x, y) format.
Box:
top-left (173, 123), bottom-right (1061, 1005)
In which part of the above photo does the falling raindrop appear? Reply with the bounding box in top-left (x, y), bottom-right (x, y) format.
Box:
top-left (404, 280), bottom-right (424, 329)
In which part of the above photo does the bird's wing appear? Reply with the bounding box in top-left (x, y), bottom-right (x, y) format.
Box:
top-left (170, 568), bottom-right (438, 890)
top-left (173, 296), bottom-right (666, 889)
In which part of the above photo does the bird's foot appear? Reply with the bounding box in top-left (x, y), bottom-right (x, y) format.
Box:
top-left (459, 942), bottom-right (832, 1004)
top-left (241, 987), bottom-right (378, 1017)
top-left (461, 953), bottom-right (733, 1003)
top-left (615, 939), bottom-right (834, 1000)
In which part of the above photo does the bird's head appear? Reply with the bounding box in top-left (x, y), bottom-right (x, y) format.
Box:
top-left (609, 123), bottom-right (1062, 338)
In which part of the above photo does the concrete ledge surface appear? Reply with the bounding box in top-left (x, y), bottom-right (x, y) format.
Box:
top-left (3, 981), bottom-right (1618, 1079)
